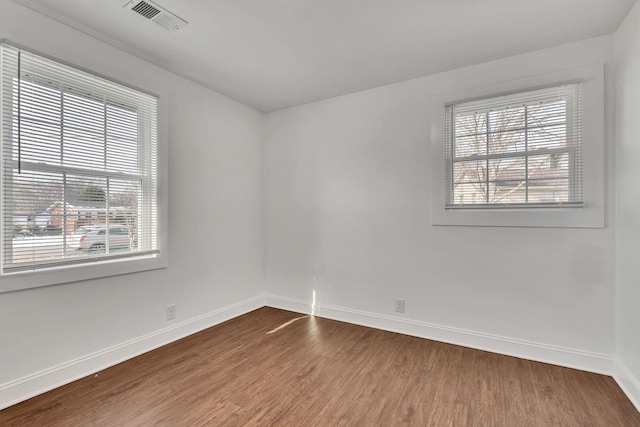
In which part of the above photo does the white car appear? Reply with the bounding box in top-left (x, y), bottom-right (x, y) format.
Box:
top-left (68, 224), bottom-right (131, 253)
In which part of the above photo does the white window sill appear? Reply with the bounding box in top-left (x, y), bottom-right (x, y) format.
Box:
top-left (0, 251), bottom-right (167, 293)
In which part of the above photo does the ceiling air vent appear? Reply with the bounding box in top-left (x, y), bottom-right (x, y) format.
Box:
top-left (124, 0), bottom-right (187, 33)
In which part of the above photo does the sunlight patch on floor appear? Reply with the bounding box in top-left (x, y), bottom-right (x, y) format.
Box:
top-left (266, 315), bottom-right (309, 334)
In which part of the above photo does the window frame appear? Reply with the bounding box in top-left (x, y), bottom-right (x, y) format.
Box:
top-left (430, 64), bottom-right (605, 228)
top-left (0, 40), bottom-right (167, 293)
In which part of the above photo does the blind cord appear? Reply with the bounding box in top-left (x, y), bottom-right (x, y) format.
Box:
top-left (17, 49), bottom-right (21, 174)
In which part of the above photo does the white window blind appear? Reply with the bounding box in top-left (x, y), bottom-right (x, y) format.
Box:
top-left (445, 83), bottom-right (582, 208)
top-left (0, 42), bottom-right (159, 274)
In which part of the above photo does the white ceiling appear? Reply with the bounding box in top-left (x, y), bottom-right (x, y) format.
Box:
top-left (13, 0), bottom-right (637, 112)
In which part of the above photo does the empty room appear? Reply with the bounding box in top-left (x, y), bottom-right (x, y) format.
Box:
top-left (1, 0), bottom-right (640, 425)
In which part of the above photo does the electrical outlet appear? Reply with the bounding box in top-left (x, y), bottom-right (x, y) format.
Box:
top-left (166, 304), bottom-right (175, 321)
top-left (395, 299), bottom-right (405, 313)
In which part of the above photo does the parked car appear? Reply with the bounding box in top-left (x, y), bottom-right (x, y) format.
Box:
top-left (68, 224), bottom-right (131, 254)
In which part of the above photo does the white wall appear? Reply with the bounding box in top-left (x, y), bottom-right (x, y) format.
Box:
top-left (0, 0), bottom-right (264, 407)
top-left (265, 36), bottom-right (616, 370)
top-left (614, 0), bottom-right (640, 409)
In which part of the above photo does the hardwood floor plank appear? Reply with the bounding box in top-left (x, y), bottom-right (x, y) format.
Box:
top-left (1, 307), bottom-right (639, 426)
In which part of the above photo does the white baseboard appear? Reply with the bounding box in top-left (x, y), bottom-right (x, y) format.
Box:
top-left (264, 294), bottom-right (614, 375)
top-left (614, 360), bottom-right (640, 412)
top-left (0, 295), bottom-right (265, 411)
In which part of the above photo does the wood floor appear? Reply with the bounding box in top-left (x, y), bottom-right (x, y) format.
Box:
top-left (1, 307), bottom-right (639, 426)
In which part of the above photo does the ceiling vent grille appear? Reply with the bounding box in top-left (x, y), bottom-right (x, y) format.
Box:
top-left (124, 0), bottom-right (187, 33)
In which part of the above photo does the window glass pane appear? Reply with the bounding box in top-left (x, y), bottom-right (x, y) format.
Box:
top-left (6, 170), bottom-right (65, 266)
top-left (527, 99), bottom-right (566, 126)
top-left (453, 183), bottom-right (487, 205)
top-left (528, 154), bottom-right (568, 177)
top-left (13, 79), bottom-right (62, 166)
top-left (455, 112), bottom-right (487, 137)
top-left (489, 181), bottom-right (527, 204)
top-left (528, 179), bottom-right (569, 203)
top-left (527, 124), bottom-right (566, 151)
top-left (15, 79), bottom-right (62, 127)
top-left (489, 182), bottom-right (527, 204)
top-left (109, 179), bottom-right (140, 250)
top-left (106, 104), bottom-right (138, 175)
top-left (453, 160), bottom-right (486, 183)
top-left (454, 134), bottom-right (487, 157)
top-left (64, 92), bottom-right (105, 134)
top-left (488, 106), bottom-right (525, 132)
top-left (63, 127), bottom-right (105, 170)
top-left (489, 129), bottom-right (525, 154)
top-left (529, 154), bottom-right (570, 203)
top-left (13, 120), bottom-right (61, 165)
top-left (488, 157), bottom-right (526, 204)
top-left (62, 93), bottom-right (106, 171)
top-left (488, 157), bottom-right (526, 182)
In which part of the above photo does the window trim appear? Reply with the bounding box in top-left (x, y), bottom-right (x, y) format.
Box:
top-left (430, 63), bottom-right (605, 228)
top-left (0, 40), bottom-right (168, 293)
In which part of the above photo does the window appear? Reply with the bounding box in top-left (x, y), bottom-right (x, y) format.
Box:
top-left (430, 64), bottom-right (604, 228)
top-left (445, 84), bottom-right (582, 208)
top-left (0, 42), bottom-right (159, 275)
